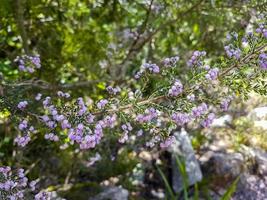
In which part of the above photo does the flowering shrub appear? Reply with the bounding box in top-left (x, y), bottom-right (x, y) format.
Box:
top-left (0, 166), bottom-right (52, 200)
top-left (3, 23), bottom-right (265, 152)
top-left (0, 3), bottom-right (266, 199)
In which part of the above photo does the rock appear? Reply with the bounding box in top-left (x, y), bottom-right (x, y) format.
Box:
top-left (211, 114), bottom-right (232, 127)
top-left (240, 146), bottom-right (267, 176)
top-left (169, 129), bottom-right (203, 193)
top-left (253, 149), bottom-right (267, 175)
top-left (233, 174), bottom-right (267, 200)
top-left (248, 107), bottom-right (267, 120)
top-left (248, 107), bottom-right (267, 129)
top-left (202, 152), bottom-right (244, 179)
top-left (89, 186), bottom-right (129, 200)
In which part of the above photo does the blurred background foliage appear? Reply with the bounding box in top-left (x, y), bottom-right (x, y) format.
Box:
top-left (0, 0), bottom-right (267, 199)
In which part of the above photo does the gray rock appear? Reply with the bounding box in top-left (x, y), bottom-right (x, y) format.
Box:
top-left (248, 107), bottom-right (267, 129)
top-left (89, 186), bottom-right (129, 200)
top-left (169, 129), bottom-right (203, 193)
top-left (253, 149), bottom-right (267, 175)
top-left (202, 152), bottom-right (244, 178)
top-left (211, 114), bottom-right (232, 127)
top-left (233, 174), bottom-right (267, 200)
top-left (240, 146), bottom-right (267, 176)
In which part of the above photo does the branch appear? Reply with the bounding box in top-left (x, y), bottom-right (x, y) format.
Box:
top-left (93, 43), bottom-right (267, 116)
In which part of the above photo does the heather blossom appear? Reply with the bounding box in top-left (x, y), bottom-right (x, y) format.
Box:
top-left (187, 94), bottom-right (195, 102)
top-left (135, 62), bottom-right (160, 79)
top-left (106, 85), bottom-right (121, 95)
top-left (259, 53), bottom-right (267, 69)
top-left (15, 55), bottom-right (41, 73)
top-left (201, 113), bottom-right (216, 127)
top-left (187, 50), bottom-right (206, 67)
top-left (119, 123), bottom-right (133, 143)
top-left (136, 107), bottom-right (158, 123)
top-left (141, 63), bottom-right (160, 73)
top-left (224, 44), bottom-right (241, 60)
top-left (14, 134), bottom-right (31, 147)
top-left (220, 98), bottom-right (231, 111)
top-left (171, 112), bottom-right (191, 126)
top-left (17, 101), bottom-right (28, 110)
top-left (97, 99), bottom-right (108, 109)
top-left (35, 93), bottom-right (42, 101)
top-left (206, 68), bottom-right (219, 80)
top-left (192, 103), bottom-right (208, 118)
top-left (160, 135), bottom-right (175, 148)
top-left (168, 79), bottom-right (183, 97)
top-left (163, 56), bottom-right (179, 67)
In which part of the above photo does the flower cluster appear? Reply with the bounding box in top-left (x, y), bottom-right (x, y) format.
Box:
top-left (160, 135), bottom-right (175, 148)
top-left (192, 103), bottom-right (208, 118)
top-left (0, 166), bottom-right (38, 200)
top-left (224, 44), bottom-right (241, 60)
top-left (15, 119), bottom-right (36, 147)
top-left (57, 91), bottom-right (70, 98)
top-left (135, 63), bottom-right (160, 79)
top-left (119, 123), bottom-right (133, 143)
top-left (171, 112), bottom-right (191, 126)
top-left (136, 107), bottom-right (158, 123)
top-left (97, 99), bottom-right (108, 109)
top-left (168, 80), bottom-right (183, 97)
top-left (35, 93), bottom-right (42, 101)
top-left (106, 86), bottom-right (121, 95)
top-left (34, 191), bottom-right (52, 200)
top-left (187, 94), bottom-right (195, 102)
top-left (17, 101), bottom-right (28, 110)
top-left (205, 68), bottom-right (219, 80)
top-left (187, 51), bottom-right (206, 67)
top-left (163, 56), bottom-right (179, 67)
top-left (259, 53), bottom-right (267, 69)
top-left (201, 113), bottom-right (216, 127)
top-left (15, 55), bottom-right (41, 73)
top-left (255, 24), bottom-right (267, 38)
top-left (220, 98), bottom-right (231, 111)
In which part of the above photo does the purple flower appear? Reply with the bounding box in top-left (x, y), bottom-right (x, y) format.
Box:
top-left (187, 51), bottom-right (206, 67)
top-left (141, 63), bottom-right (160, 73)
top-left (168, 80), bottom-right (183, 97)
top-left (163, 56), bottom-right (179, 67)
top-left (259, 53), bottom-right (267, 69)
top-left (134, 71), bottom-right (143, 79)
top-left (17, 101), bottom-right (28, 110)
top-left (35, 93), bottom-right (42, 101)
top-left (136, 107), bottom-right (158, 123)
top-left (171, 112), bottom-right (191, 126)
top-left (220, 98), bottom-right (231, 111)
top-left (97, 99), bottom-right (108, 109)
top-left (192, 103), bottom-right (208, 118)
top-left (224, 45), bottom-right (241, 60)
top-left (18, 120), bottom-right (28, 130)
top-left (206, 68), bottom-right (219, 80)
top-left (14, 134), bottom-right (31, 147)
top-left (160, 136), bottom-right (175, 148)
top-left (15, 55), bottom-right (41, 73)
top-left (57, 91), bottom-right (70, 98)
top-left (42, 97), bottom-right (51, 108)
top-left (137, 129), bottom-right (143, 136)
top-left (106, 86), bottom-right (121, 95)
top-left (187, 94), bottom-right (195, 102)
top-left (86, 114), bottom-right (95, 123)
top-left (201, 113), bottom-right (216, 127)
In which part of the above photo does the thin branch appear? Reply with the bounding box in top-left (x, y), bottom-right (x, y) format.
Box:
top-left (93, 43), bottom-right (267, 116)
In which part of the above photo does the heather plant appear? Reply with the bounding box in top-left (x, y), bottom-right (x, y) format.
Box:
top-left (2, 20), bottom-right (266, 151)
top-left (0, 0), bottom-right (267, 199)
